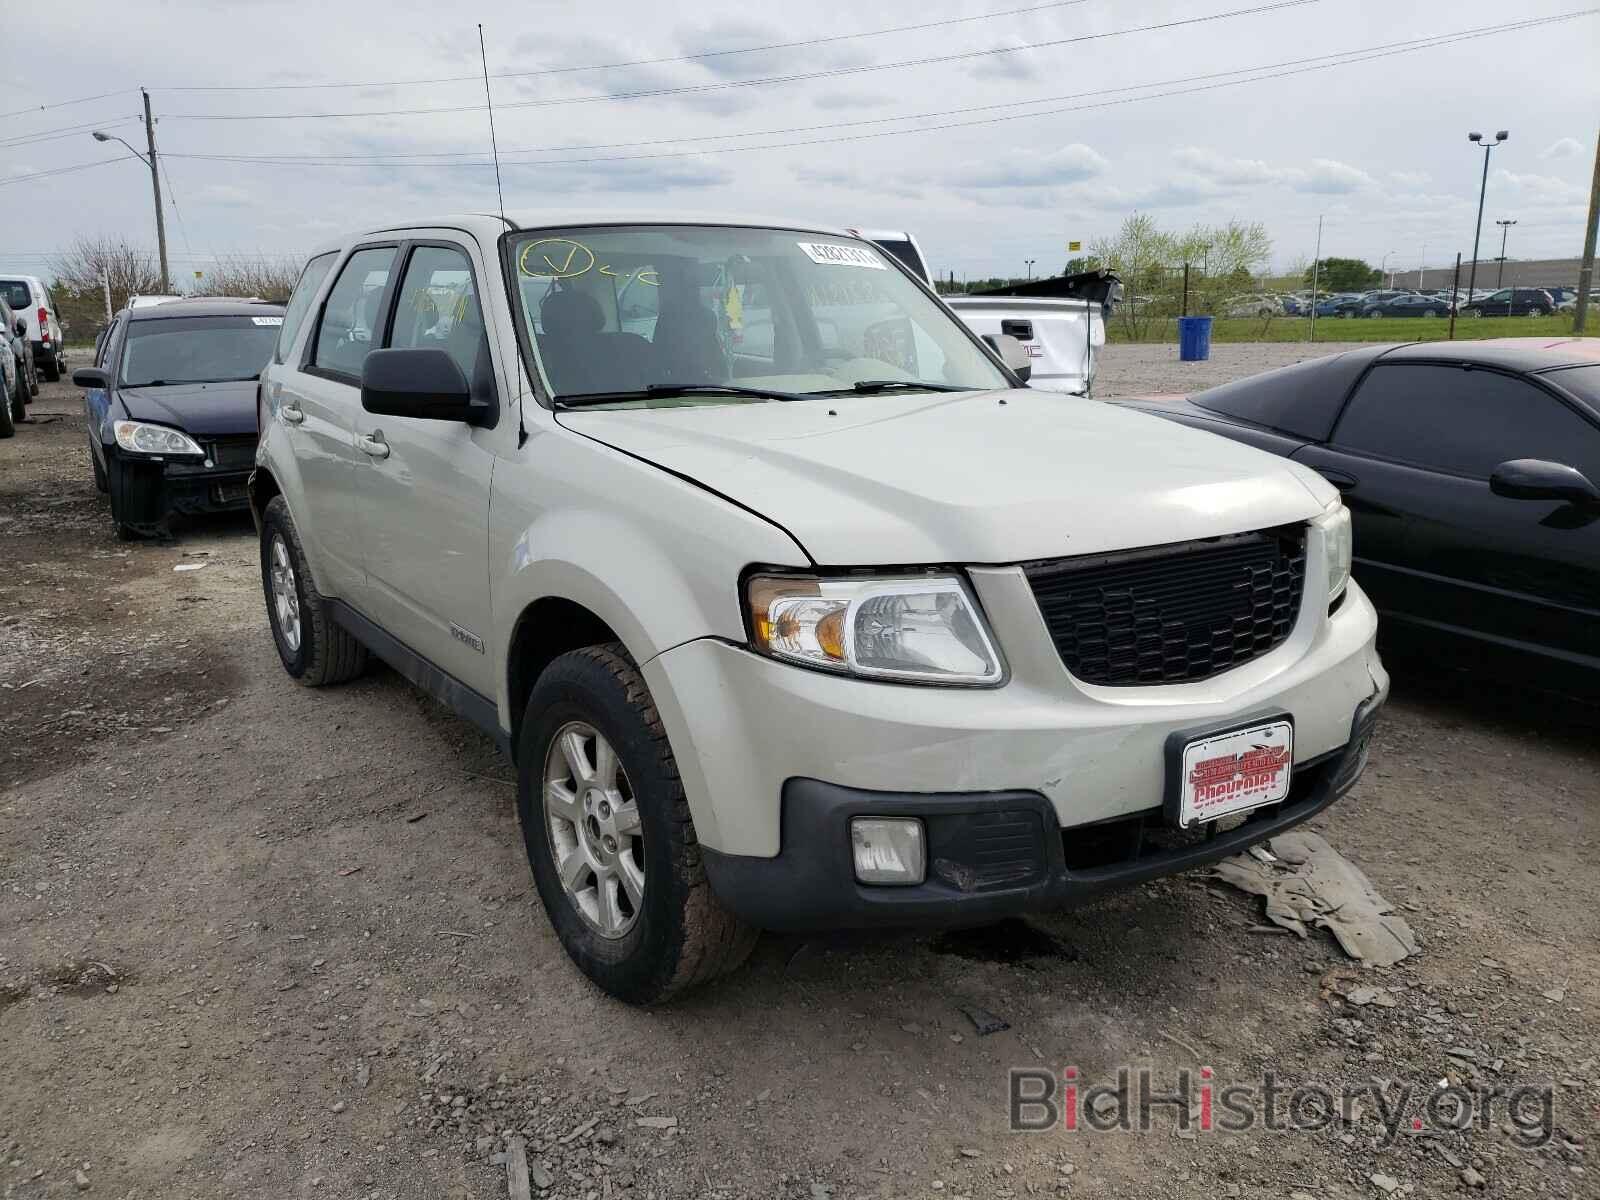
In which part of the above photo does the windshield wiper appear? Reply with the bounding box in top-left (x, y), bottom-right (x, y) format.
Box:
top-left (123, 377), bottom-right (252, 388)
top-left (823, 380), bottom-right (976, 395)
top-left (555, 383), bottom-right (812, 408)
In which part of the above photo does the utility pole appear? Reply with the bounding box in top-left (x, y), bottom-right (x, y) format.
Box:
top-left (1465, 130), bottom-right (1508, 303)
top-left (142, 88), bottom-right (169, 294)
top-left (1575, 125), bottom-right (1599, 334)
top-left (1494, 219), bottom-right (1516, 287)
top-left (1418, 243), bottom-right (1427, 289)
top-left (102, 274), bottom-right (112, 322)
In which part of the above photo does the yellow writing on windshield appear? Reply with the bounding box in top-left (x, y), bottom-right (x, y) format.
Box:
top-left (518, 240), bottom-right (659, 287)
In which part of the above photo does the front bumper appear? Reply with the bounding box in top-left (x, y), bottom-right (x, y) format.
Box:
top-left (110, 450), bottom-right (254, 531)
top-left (701, 690), bottom-right (1384, 931)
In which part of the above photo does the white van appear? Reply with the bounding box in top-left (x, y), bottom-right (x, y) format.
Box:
top-left (0, 274), bottom-right (66, 380)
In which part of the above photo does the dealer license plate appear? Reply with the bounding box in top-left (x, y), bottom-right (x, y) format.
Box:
top-left (1175, 719), bottom-right (1294, 829)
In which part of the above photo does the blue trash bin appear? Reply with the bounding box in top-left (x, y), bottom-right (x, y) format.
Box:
top-left (1177, 315), bottom-right (1213, 362)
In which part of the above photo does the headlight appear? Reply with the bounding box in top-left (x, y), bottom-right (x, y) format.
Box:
top-left (746, 574), bottom-right (1004, 685)
top-left (1312, 500), bottom-right (1352, 602)
top-left (113, 420), bottom-right (204, 457)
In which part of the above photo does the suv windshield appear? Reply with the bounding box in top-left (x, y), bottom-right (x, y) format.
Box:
top-left (120, 315), bottom-right (281, 387)
top-left (0, 280), bottom-right (31, 310)
top-left (508, 225), bottom-right (1009, 406)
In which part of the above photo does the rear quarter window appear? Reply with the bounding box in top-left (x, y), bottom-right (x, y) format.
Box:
top-left (1190, 352), bottom-right (1368, 441)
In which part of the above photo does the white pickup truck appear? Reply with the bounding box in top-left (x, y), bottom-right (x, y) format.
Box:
top-left (859, 230), bottom-right (1107, 395)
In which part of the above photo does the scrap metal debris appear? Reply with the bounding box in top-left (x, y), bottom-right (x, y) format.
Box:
top-left (1211, 830), bottom-right (1419, 967)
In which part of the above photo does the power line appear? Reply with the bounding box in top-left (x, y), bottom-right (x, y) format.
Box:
top-left (161, 16), bottom-right (1579, 167)
top-left (160, 0), bottom-right (1321, 121)
top-left (0, 115), bottom-right (139, 149)
top-left (157, 12), bottom-right (1593, 172)
top-left (156, 0), bottom-right (1098, 93)
top-left (0, 157), bottom-right (138, 188)
top-left (0, 89), bottom-right (139, 120)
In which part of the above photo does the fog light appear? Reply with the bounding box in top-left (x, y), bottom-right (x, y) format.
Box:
top-left (850, 817), bottom-right (925, 885)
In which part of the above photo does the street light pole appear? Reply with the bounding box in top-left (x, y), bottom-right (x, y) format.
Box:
top-left (1381, 250), bottom-right (1395, 288)
top-left (1465, 129), bottom-right (1508, 303)
top-left (91, 89), bottom-right (170, 294)
top-left (1494, 219), bottom-right (1516, 287)
top-left (1024, 259), bottom-right (1035, 280)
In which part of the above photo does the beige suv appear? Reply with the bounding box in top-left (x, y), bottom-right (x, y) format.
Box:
top-left (253, 214), bottom-right (1385, 1003)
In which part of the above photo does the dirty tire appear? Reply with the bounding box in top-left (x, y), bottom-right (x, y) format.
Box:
top-left (0, 385), bottom-right (13, 438)
top-left (259, 495), bottom-right (368, 686)
top-left (9, 368), bottom-right (23, 424)
top-left (92, 450), bottom-right (108, 493)
top-left (518, 643), bottom-right (756, 1004)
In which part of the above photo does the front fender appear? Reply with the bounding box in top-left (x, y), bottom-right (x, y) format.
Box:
top-left (488, 426), bottom-right (810, 844)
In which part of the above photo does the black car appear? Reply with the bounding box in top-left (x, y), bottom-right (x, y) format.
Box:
top-left (1359, 294), bottom-right (1451, 319)
top-left (1114, 339), bottom-right (1600, 692)
top-left (1461, 287), bottom-right (1555, 317)
top-left (72, 298), bottom-right (284, 538)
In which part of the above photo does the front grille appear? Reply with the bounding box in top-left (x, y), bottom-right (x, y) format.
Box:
top-left (1024, 527), bottom-right (1306, 686)
top-left (206, 437), bottom-right (257, 469)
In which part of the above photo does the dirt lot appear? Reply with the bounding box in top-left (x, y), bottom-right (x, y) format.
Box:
top-left (2, 349), bottom-right (1596, 1200)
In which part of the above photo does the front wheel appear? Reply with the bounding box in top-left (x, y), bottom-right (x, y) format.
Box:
top-left (1367, 310), bottom-right (1383, 319)
top-left (0, 381), bottom-right (13, 438)
top-left (1530, 307), bottom-right (1549, 318)
top-left (9, 367), bottom-right (23, 424)
top-left (518, 644), bottom-right (755, 1004)
top-left (259, 495), bottom-right (368, 686)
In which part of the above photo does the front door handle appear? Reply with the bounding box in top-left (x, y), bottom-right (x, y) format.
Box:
top-left (358, 431), bottom-right (390, 460)
top-left (280, 401), bottom-right (305, 426)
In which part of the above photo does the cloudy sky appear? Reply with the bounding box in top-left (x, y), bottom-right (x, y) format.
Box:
top-left (6, 0), bottom-right (1597, 283)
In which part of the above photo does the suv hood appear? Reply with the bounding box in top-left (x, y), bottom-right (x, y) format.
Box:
top-left (118, 379), bottom-right (258, 437)
top-left (557, 389), bottom-right (1334, 565)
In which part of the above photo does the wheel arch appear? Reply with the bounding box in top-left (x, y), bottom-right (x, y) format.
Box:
top-left (504, 595), bottom-right (626, 756)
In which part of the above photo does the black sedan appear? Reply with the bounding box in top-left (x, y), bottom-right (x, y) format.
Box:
top-left (1114, 339), bottom-right (1600, 692)
top-left (1359, 294), bottom-right (1451, 319)
top-left (73, 299), bottom-right (284, 538)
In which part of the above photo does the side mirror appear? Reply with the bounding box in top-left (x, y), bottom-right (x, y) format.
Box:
top-left (360, 347), bottom-right (481, 423)
top-left (72, 367), bottom-right (110, 390)
top-left (1490, 458), bottom-right (1600, 505)
top-left (982, 332), bottom-right (1033, 384)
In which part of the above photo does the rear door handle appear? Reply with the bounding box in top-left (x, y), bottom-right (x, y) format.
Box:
top-left (358, 431), bottom-right (390, 460)
top-left (280, 401), bottom-right (305, 426)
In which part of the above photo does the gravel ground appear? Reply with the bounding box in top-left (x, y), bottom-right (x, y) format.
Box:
top-left (1092, 341), bottom-right (1372, 397)
top-left (1, 357), bottom-right (1595, 1200)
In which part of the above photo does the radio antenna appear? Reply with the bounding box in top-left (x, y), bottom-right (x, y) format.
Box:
top-left (478, 23), bottom-right (506, 222)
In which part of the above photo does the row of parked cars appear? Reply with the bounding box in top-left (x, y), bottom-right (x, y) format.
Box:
top-left (53, 214), bottom-right (1600, 1005)
top-left (1220, 285), bottom-right (1591, 320)
top-left (0, 273), bottom-right (69, 438)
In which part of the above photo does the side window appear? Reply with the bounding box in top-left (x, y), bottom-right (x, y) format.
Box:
top-left (387, 245), bottom-right (492, 398)
top-left (1332, 363), bottom-right (1600, 479)
top-left (275, 251), bottom-right (338, 365)
top-left (312, 246), bottom-right (397, 379)
top-left (97, 316), bottom-right (126, 367)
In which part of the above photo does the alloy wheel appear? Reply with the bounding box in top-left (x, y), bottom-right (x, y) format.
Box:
top-left (544, 721), bottom-right (645, 940)
top-left (269, 535), bottom-right (302, 653)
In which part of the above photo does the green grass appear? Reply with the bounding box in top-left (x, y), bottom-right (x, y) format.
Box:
top-left (1106, 314), bottom-right (1586, 345)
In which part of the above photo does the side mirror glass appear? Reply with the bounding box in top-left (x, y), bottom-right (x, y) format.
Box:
top-left (1489, 458), bottom-right (1600, 506)
top-left (360, 347), bottom-right (480, 423)
top-left (72, 367), bottom-right (110, 390)
top-left (982, 332), bottom-right (1033, 384)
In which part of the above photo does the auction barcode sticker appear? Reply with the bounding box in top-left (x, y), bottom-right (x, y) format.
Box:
top-left (252, 316), bottom-right (284, 326)
top-left (796, 241), bottom-right (887, 270)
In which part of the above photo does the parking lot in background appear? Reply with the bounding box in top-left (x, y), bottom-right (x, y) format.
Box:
top-left (2, 349), bottom-right (1596, 1199)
